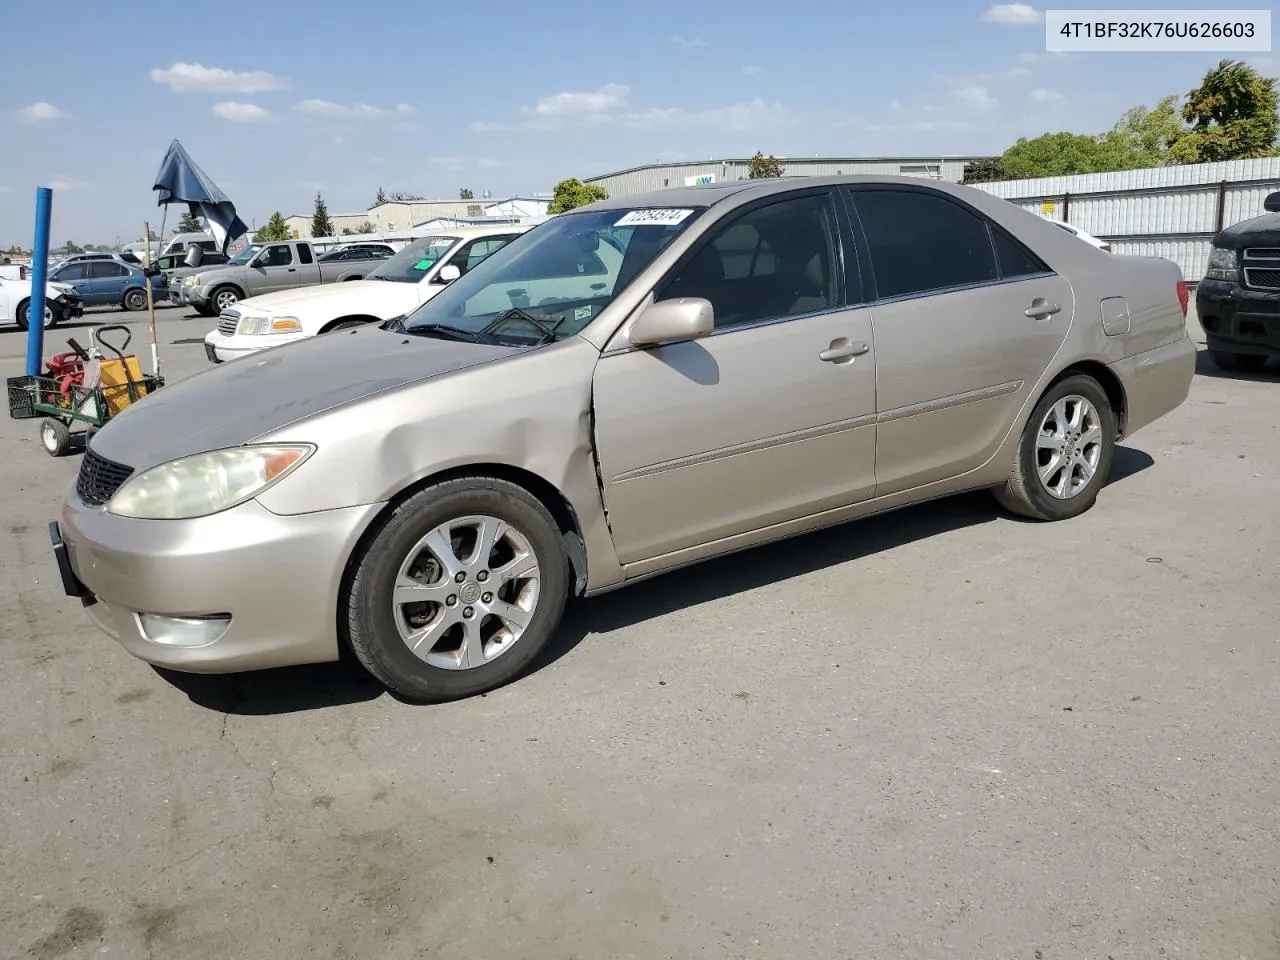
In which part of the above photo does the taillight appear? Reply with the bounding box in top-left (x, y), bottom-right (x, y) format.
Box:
top-left (1176, 280), bottom-right (1189, 317)
top-left (20, 266), bottom-right (28, 279)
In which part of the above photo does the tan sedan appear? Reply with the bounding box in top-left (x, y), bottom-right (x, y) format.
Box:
top-left (51, 175), bottom-right (1196, 701)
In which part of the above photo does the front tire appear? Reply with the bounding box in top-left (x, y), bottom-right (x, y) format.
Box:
top-left (1208, 349), bottom-right (1267, 373)
top-left (345, 478), bottom-right (570, 703)
top-left (993, 374), bottom-right (1116, 521)
top-left (325, 319), bottom-right (367, 333)
top-left (15, 299), bottom-right (59, 331)
top-left (211, 286), bottom-right (240, 312)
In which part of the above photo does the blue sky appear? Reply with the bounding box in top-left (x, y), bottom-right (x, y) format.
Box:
top-left (1, 1), bottom-right (1274, 246)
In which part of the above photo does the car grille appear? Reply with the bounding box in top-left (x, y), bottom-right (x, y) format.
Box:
top-left (217, 310), bottom-right (240, 336)
top-left (1243, 268), bottom-right (1280, 291)
top-left (77, 448), bottom-right (134, 506)
top-left (1242, 248), bottom-right (1280, 261)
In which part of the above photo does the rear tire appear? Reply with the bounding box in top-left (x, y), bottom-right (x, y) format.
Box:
top-left (993, 374), bottom-right (1116, 521)
top-left (345, 477), bottom-right (570, 703)
top-left (1208, 349), bottom-right (1267, 373)
top-left (123, 288), bottom-right (148, 312)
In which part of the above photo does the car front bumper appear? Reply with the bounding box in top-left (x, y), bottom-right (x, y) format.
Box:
top-left (54, 485), bottom-right (383, 673)
top-left (57, 295), bottom-right (84, 318)
top-left (203, 329), bottom-right (308, 363)
top-left (1195, 280), bottom-right (1280, 356)
top-left (185, 286), bottom-right (210, 307)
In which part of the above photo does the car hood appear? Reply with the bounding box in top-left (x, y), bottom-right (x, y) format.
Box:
top-left (90, 325), bottom-right (524, 473)
top-left (1215, 212), bottom-right (1280, 248)
top-left (235, 280), bottom-right (418, 317)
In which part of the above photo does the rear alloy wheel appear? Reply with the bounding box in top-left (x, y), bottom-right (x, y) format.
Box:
top-left (345, 478), bottom-right (570, 702)
top-left (123, 288), bottom-right (148, 312)
top-left (993, 374), bottom-right (1116, 521)
top-left (1208, 349), bottom-right (1267, 374)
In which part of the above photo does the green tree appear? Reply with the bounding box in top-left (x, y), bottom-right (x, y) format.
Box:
top-left (1178, 59), bottom-right (1279, 162)
top-left (357, 221), bottom-right (376, 234)
top-left (1100, 95), bottom-right (1187, 165)
top-left (747, 151), bottom-right (784, 178)
top-left (459, 187), bottom-right (474, 200)
top-left (1001, 132), bottom-right (1113, 178)
top-left (389, 190), bottom-right (425, 201)
top-left (63, 241), bottom-right (84, 253)
top-left (962, 157), bottom-right (1015, 184)
top-left (547, 177), bottom-right (607, 214)
top-left (255, 212), bottom-right (291, 242)
top-left (374, 186), bottom-right (387, 205)
top-left (311, 192), bottom-right (334, 238)
top-left (177, 209), bottom-right (203, 233)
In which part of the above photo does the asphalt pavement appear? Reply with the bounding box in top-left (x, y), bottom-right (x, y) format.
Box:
top-left (1, 302), bottom-right (1277, 959)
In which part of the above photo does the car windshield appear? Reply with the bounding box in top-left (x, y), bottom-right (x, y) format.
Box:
top-left (227, 245), bottom-right (261, 266)
top-left (401, 207), bottom-right (703, 345)
top-left (366, 237), bottom-right (458, 282)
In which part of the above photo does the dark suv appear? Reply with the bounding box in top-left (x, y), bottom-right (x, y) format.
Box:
top-left (1196, 191), bottom-right (1280, 373)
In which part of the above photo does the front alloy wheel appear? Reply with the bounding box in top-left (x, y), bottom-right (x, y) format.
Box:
top-left (345, 477), bottom-right (570, 702)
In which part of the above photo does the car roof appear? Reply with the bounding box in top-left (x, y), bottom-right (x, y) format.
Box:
top-left (580, 174), bottom-right (993, 212)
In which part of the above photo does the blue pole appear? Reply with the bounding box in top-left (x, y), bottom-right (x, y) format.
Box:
top-left (25, 186), bottom-right (53, 377)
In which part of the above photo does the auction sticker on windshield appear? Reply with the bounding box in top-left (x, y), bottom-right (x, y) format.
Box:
top-left (413, 258), bottom-right (437, 270)
top-left (615, 209), bottom-right (695, 226)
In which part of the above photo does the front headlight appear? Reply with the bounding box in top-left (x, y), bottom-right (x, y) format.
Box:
top-left (239, 315), bottom-right (302, 336)
top-left (106, 444), bottom-right (314, 520)
top-left (1205, 246), bottom-right (1239, 282)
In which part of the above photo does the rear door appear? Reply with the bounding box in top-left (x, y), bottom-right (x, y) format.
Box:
top-left (843, 185), bottom-right (1072, 496)
top-left (85, 261), bottom-right (131, 305)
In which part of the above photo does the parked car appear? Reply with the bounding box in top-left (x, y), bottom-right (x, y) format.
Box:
top-left (48, 258), bottom-right (167, 311)
top-left (54, 250), bottom-right (145, 267)
top-left (202, 226), bottom-right (528, 363)
top-left (180, 239), bottom-right (397, 316)
top-left (150, 249), bottom-right (229, 279)
top-left (317, 242), bottom-right (397, 267)
top-left (1196, 190), bottom-right (1280, 373)
top-left (0, 276), bottom-right (83, 330)
top-left (50, 175), bottom-right (1195, 702)
top-left (1053, 221), bottom-right (1112, 252)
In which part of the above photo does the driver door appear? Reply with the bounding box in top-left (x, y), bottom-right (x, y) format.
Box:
top-left (590, 189), bottom-right (879, 565)
top-left (252, 244), bottom-right (299, 294)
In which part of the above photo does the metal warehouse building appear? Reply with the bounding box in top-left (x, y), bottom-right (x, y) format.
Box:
top-left (584, 156), bottom-right (980, 196)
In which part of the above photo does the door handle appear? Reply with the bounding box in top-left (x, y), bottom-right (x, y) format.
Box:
top-left (1025, 298), bottom-right (1061, 319)
top-left (287, 267), bottom-right (296, 272)
top-left (819, 339), bottom-right (870, 363)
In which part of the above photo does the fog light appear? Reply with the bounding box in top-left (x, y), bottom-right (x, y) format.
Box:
top-left (135, 613), bottom-right (231, 647)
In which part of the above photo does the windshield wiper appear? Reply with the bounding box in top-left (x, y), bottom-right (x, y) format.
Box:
top-left (405, 322), bottom-right (481, 343)
top-left (479, 307), bottom-right (566, 346)
top-left (380, 314), bottom-right (406, 332)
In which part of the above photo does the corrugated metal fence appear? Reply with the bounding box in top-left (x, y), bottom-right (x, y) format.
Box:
top-left (971, 158), bottom-right (1280, 282)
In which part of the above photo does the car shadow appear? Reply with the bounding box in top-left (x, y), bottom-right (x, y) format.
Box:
top-left (1194, 347), bottom-right (1279, 382)
top-left (161, 449), bottom-right (1154, 715)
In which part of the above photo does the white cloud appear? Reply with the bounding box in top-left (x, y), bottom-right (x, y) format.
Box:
top-left (622, 98), bottom-right (784, 132)
top-left (953, 85), bottom-right (996, 111)
top-left (1009, 66), bottom-right (1031, 77)
top-left (671, 36), bottom-right (707, 48)
top-left (982, 3), bottom-right (1043, 24)
top-left (149, 62), bottom-right (289, 93)
top-left (1029, 88), bottom-right (1063, 102)
top-left (524, 83), bottom-right (630, 118)
top-left (743, 65), bottom-right (763, 75)
top-left (213, 101), bottom-right (271, 122)
top-left (295, 99), bottom-right (397, 120)
top-left (1018, 50), bottom-right (1069, 64)
top-left (47, 179), bottom-right (88, 192)
top-left (17, 102), bottom-right (70, 123)
top-left (469, 120), bottom-right (508, 132)
top-left (394, 103), bottom-right (417, 117)
top-left (477, 158), bottom-right (501, 169)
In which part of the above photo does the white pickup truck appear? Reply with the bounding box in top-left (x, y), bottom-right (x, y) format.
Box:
top-left (202, 225), bottom-right (530, 363)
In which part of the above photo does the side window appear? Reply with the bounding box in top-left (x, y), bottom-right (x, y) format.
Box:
top-left (260, 245), bottom-right (293, 267)
top-left (991, 226), bottom-right (1050, 279)
top-left (466, 239), bottom-right (509, 271)
top-left (55, 263), bottom-right (88, 281)
top-left (658, 193), bottom-right (842, 330)
top-left (852, 188), bottom-right (998, 299)
top-left (89, 262), bottom-right (128, 279)
top-left (298, 245), bottom-right (313, 265)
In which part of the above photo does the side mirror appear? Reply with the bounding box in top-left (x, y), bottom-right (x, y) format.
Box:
top-left (1265, 192), bottom-right (1280, 213)
top-left (628, 297), bottom-right (714, 347)
top-left (435, 264), bottom-right (461, 284)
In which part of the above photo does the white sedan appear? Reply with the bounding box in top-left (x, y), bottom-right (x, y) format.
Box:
top-left (0, 277), bottom-right (84, 330)
top-left (202, 225), bottom-right (531, 363)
